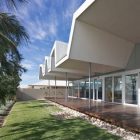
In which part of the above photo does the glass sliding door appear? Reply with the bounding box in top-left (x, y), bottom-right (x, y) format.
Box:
top-left (105, 77), bottom-right (112, 102)
top-left (94, 79), bottom-right (102, 100)
top-left (94, 79), bottom-right (98, 100)
top-left (125, 74), bottom-right (138, 104)
top-left (114, 76), bottom-right (122, 103)
top-left (85, 80), bottom-right (93, 99)
top-left (79, 80), bottom-right (86, 98)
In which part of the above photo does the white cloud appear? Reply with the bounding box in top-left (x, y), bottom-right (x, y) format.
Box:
top-left (22, 60), bottom-right (37, 70)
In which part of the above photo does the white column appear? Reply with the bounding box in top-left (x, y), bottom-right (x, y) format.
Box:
top-left (68, 80), bottom-right (69, 97)
top-left (89, 63), bottom-right (91, 109)
top-left (122, 74), bottom-right (125, 104)
top-left (112, 76), bottom-right (114, 103)
top-left (65, 72), bottom-right (68, 102)
top-left (55, 76), bottom-right (56, 101)
top-left (138, 72), bottom-right (140, 107)
top-left (84, 81), bottom-right (86, 98)
top-left (93, 79), bottom-right (95, 100)
top-left (48, 80), bottom-right (50, 97)
top-left (78, 81), bottom-right (80, 98)
top-left (102, 77), bottom-right (105, 101)
top-left (72, 81), bottom-right (74, 101)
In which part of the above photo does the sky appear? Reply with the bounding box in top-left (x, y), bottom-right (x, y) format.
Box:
top-left (1, 0), bottom-right (85, 87)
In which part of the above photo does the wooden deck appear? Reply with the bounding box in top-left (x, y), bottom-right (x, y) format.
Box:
top-left (47, 97), bottom-right (140, 134)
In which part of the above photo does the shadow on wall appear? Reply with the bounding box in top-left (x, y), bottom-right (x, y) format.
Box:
top-left (16, 88), bottom-right (47, 101)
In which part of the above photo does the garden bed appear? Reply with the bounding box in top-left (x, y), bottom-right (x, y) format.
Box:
top-left (0, 101), bottom-right (15, 127)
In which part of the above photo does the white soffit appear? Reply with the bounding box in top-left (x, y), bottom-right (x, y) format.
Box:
top-left (78, 0), bottom-right (140, 43)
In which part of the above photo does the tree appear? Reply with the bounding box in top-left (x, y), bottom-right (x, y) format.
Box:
top-left (1, 0), bottom-right (27, 10)
top-left (0, 0), bottom-right (29, 106)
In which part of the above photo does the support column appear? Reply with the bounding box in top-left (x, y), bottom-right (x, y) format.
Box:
top-left (138, 73), bottom-right (140, 107)
top-left (65, 72), bottom-right (68, 102)
top-left (89, 62), bottom-right (91, 109)
top-left (84, 81), bottom-right (86, 98)
top-left (72, 81), bottom-right (74, 101)
top-left (48, 80), bottom-right (50, 97)
top-left (68, 80), bottom-right (69, 97)
top-left (122, 74), bottom-right (125, 104)
top-left (93, 79), bottom-right (95, 100)
top-left (112, 76), bottom-right (114, 103)
top-left (78, 81), bottom-right (80, 99)
top-left (102, 77), bottom-right (105, 101)
top-left (55, 76), bottom-right (56, 101)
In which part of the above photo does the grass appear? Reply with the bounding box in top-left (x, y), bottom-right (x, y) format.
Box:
top-left (0, 100), bottom-right (121, 140)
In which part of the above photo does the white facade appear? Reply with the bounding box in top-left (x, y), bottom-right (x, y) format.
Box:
top-left (39, 0), bottom-right (140, 106)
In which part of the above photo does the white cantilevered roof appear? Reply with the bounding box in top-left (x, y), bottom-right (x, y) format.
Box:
top-left (40, 0), bottom-right (140, 80)
top-left (55, 0), bottom-right (138, 75)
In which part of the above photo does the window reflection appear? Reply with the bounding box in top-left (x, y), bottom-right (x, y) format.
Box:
top-left (125, 74), bottom-right (138, 104)
top-left (114, 76), bottom-right (122, 103)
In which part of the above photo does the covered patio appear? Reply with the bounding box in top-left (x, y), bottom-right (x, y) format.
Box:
top-left (47, 97), bottom-right (140, 134)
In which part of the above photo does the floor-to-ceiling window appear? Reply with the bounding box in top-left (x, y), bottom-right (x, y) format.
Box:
top-left (114, 76), bottom-right (122, 103)
top-left (105, 77), bottom-right (112, 102)
top-left (125, 74), bottom-right (138, 104)
top-left (79, 80), bottom-right (86, 98)
top-left (94, 79), bottom-right (102, 100)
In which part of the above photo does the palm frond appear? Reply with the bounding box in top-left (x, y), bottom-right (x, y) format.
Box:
top-left (4, 0), bottom-right (28, 10)
top-left (0, 13), bottom-right (29, 46)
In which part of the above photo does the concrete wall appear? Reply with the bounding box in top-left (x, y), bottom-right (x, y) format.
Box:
top-left (17, 87), bottom-right (66, 101)
top-left (16, 88), bottom-right (47, 101)
top-left (45, 87), bottom-right (66, 98)
top-left (69, 21), bottom-right (134, 68)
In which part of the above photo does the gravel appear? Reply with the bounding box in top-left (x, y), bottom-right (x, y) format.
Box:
top-left (48, 100), bottom-right (140, 140)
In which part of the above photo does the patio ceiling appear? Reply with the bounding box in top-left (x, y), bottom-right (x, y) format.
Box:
top-left (78, 0), bottom-right (140, 43)
top-left (56, 0), bottom-right (137, 75)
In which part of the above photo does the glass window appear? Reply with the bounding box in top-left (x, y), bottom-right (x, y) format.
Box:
top-left (114, 76), bottom-right (122, 103)
top-left (105, 77), bottom-right (112, 102)
top-left (125, 74), bottom-right (138, 104)
top-left (94, 79), bottom-right (102, 100)
top-left (79, 80), bottom-right (86, 98)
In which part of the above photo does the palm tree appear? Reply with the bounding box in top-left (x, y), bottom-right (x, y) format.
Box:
top-left (0, 0), bottom-right (29, 68)
top-left (0, 13), bottom-right (29, 66)
top-left (0, 0), bottom-right (29, 105)
top-left (1, 0), bottom-right (27, 10)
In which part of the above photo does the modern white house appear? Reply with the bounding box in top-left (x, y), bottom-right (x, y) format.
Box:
top-left (39, 0), bottom-right (140, 107)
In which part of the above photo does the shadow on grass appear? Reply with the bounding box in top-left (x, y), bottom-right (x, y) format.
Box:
top-left (0, 116), bottom-right (121, 140)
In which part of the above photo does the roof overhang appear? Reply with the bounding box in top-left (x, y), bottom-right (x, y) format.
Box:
top-left (56, 0), bottom-right (138, 75)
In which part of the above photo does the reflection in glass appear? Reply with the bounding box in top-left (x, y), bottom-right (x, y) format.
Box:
top-left (98, 79), bottom-right (102, 100)
top-left (94, 79), bottom-right (102, 100)
top-left (125, 74), bottom-right (138, 104)
top-left (105, 77), bottom-right (112, 102)
top-left (94, 79), bottom-right (98, 100)
top-left (114, 76), bottom-right (122, 103)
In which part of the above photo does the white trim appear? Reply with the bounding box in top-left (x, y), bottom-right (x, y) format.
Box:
top-left (124, 103), bottom-right (138, 107)
top-left (122, 74), bottom-right (125, 104)
top-left (112, 76), bottom-right (114, 103)
top-left (93, 79), bottom-right (95, 100)
top-left (102, 77), bottom-right (105, 101)
top-left (138, 72), bottom-right (140, 107)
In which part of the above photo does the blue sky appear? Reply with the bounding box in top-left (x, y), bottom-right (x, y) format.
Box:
top-left (1, 0), bottom-right (85, 86)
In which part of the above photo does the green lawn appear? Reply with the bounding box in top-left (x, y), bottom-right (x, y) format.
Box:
top-left (0, 100), bottom-right (121, 140)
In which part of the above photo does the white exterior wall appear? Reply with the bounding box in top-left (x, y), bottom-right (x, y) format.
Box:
top-left (69, 21), bottom-right (134, 68)
top-left (47, 57), bottom-right (51, 71)
top-left (126, 44), bottom-right (140, 70)
top-left (55, 41), bottom-right (67, 64)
